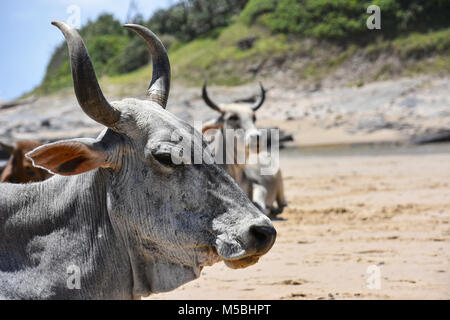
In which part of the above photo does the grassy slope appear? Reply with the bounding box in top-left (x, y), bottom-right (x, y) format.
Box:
top-left (101, 22), bottom-right (293, 92)
top-left (27, 21), bottom-right (450, 99)
top-left (105, 22), bottom-right (450, 92)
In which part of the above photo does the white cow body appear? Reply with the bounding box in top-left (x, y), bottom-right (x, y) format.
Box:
top-left (201, 84), bottom-right (288, 217)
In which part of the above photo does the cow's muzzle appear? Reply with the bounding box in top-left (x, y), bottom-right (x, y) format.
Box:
top-left (216, 222), bottom-right (277, 269)
top-left (249, 224), bottom-right (277, 255)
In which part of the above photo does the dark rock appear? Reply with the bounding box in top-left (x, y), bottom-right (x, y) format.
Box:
top-left (412, 129), bottom-right (450, 144)
top-left (237, 36), bottom-right (258, 50)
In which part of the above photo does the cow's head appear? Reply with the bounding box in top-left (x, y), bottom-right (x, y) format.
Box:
top-left (0, 141), bottom-right (52, 183)
top-left (25, 22), bottom-right (276, 296)
top-left (201, 81), bottom-right (266, 160)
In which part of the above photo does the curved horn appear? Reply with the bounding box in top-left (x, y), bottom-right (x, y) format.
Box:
top-left (124, 24), bottom-right (170, 108)
top-left (252, 82), bottom-right (266, 111)
top-left (202, 81), bottom-right (223, 114)
top-left (51, 21), bottom-right (120, 127)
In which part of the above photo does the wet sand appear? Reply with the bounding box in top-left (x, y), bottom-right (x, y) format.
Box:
top-left (149, 148), bottom-right (450, 300)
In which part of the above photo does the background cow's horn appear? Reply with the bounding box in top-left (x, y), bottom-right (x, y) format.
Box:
top-left (202, 81), bottom-right (223, 114)
top-left (51, 21), bottom-right (121, 127)
top-left (124, 24), bottom-right (171, 108)
top-left (252, 82), bottom-right (266, 111)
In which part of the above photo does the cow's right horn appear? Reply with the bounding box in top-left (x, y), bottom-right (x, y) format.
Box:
top-left (124, 24), bottom-right (171, 109)
top-left (252, 82), bottom-right (266, 111)
top-left (202, 81), bottom-right (223, 114)
top-left (52, 21), bottom-right (121, 128)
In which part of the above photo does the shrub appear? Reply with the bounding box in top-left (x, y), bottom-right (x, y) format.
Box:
top-left (148, 0), bottom-right (249, 42)
top-left (241, 0), bottom-right (450, 42)
top-left (240, 0), bottom-right (277, 24)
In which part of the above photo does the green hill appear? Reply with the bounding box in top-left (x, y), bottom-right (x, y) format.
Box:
top-left (30, 0), bottom-right (450, 97)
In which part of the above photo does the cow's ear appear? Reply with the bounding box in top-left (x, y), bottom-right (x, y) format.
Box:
top-left (26, 138), bottom-right (110, 176)
top-left (202, 119), bottom-right (223, 144)
top-left (202, 123), bottom-right (222, 134)
top-left (202, 117), bottom-right (224, 134)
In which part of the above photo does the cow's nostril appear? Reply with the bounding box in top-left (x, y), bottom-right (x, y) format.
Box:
top-left (249, 225), bottom-right (276, 255)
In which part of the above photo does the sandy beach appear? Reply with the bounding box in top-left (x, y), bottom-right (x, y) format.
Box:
top-left (150, 148), bottom-right (450, 300)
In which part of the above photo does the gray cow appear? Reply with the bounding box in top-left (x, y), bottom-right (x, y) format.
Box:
top-left (201, 82), bottom-right (288, 217)
top-left (0, 22), bottom-right (276, 300)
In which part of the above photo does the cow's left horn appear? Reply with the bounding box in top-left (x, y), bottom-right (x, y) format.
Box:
top-left (252, 82), bottom-right (266, 111)
top-left (52, 21), bottom-right (121, 128)
top-left (202, 81), bottom-right (223, 114)
top-left (124, 24), bottom-right (171, 108)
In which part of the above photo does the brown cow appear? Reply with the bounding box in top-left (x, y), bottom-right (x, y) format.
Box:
top-left (0, 141), bottom-right (52, 183)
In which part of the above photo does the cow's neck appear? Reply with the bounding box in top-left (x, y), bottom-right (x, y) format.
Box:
top-left (0, 170), bottom-right (133, 299)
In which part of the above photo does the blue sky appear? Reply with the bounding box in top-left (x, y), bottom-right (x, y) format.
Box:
top-left (0, 0), bottom-right (173, 101)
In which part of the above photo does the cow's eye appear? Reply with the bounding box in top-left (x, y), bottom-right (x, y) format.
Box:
top-left (148, 144), bottom-right (184, 168)
top-left (252, 114), bottom-right (257, 122)
top-left (153, 152), bottom-right (175, 167)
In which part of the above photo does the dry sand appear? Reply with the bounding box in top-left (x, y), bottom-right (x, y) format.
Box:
top-left (149, 150), bottom-right (450, 300)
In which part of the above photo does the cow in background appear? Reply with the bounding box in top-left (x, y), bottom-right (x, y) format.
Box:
top-left (0, 141), bottom-right (52, 183)
top-left (201, 81), bottom-right (288, 217)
